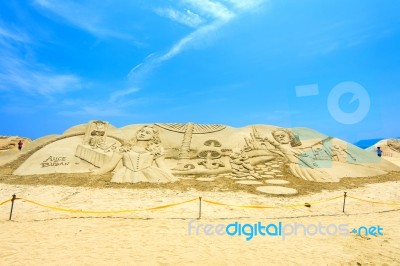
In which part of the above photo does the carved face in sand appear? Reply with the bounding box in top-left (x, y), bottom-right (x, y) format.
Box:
top-left (273, 130), bottom-right (291, 144)
top-left (136, 126), bottom-right (155, 141)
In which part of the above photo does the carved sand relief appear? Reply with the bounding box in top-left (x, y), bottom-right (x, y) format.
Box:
top-left (84, 120), bottom-right (115, 151)
top-left (257, 128), bottom-right (342, 182)
top-left (11, 121), bottom-right (400, 190)
top-left (197, 140), bottom-right (225, 169)
top-left (40, 156), bottom-right (70, 168)
top-left (388, 139), bottom-right (400, 153)
top-left (156, 123), bottom-right (226, 171)
top-left (91, 125), bottom-right (178, 184)
top-left (75, 120), bottom-right (120, 168)
top-left (331, 144), bottom-right (357, 163)
top-left (229, 149), bottom-right (259, 179)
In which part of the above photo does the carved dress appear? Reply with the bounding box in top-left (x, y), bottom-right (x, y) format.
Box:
top-left (111, 147), bottom-right (177, 183)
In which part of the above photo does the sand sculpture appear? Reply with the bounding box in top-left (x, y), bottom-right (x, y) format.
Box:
top-left (264, 128), bottom-right (338, 182)
top-left (388, 139), bottom-right (400, 153)
top-left (75, 120), bottom-right (119, 168)
top-left (7, 121), bottom-right (400, 193)
top-left (91, 125), bottom-right (177, 183)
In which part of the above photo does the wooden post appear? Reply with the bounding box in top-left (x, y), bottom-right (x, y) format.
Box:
top-left (342, 192), bottom-right (347, 213)
top-left (198, 197), bottom-right (202, 220)
top-left (9, 194), bottom-right (16, 221)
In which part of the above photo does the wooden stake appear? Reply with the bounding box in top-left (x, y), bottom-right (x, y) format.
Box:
top-left (198, 197), bottom-right (202, 219)
top-left (9, 194), bottom-right (16, 221)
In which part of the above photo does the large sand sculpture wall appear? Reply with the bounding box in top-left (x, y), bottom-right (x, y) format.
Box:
top-left (9, 121), bottom-right (400, 186)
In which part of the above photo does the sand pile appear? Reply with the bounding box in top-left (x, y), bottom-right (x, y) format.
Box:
top-left (0, 136), bottom-right (31, 152)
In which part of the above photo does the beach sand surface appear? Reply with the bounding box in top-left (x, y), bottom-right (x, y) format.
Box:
top-left (1, 182), bottom-right (400, 265)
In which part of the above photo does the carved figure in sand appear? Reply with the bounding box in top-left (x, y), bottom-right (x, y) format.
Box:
top-left (388, 139), bottom-right (400, 153)
top-left (331, 145), bottom-right (356, 162)
top-left (311, 144), bottom-right (331, 160)
top-left (156, 122), bottom-right (226, 171)
top-left (229, 149), bottom-right (258, 179)
top-left (197, 140), bottom-right (225, 169)
top-left (264, 128), bottom-right (338, 182)
top-left (84, 120), bottom-right (115, 151)
top-left (92, 125), bottom-right (178, 183)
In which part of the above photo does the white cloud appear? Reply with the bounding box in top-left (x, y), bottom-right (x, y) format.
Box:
top-left (0, 21), bottom-right (82, 97)
top-left (128, 53), bottom-right (160, 85)
top-left (128, 0), bottom-right (267, 83)
top-left (0, 55), bottom-right (82, 97)
top-left (184, 0), bottom-right (234, 20)
top-left (0, 25), bottom-right (30, 44)
top-left (159, 21), bottom-right (224, 61)
top-left (59, 106), bottom-right (126, 117)
top-left (109, 87), bottom-right (140, 103)
top-left (33, 0), bottom-right (135, 40)
top-left (223, 0), bottom-right (265, 11)
top-left (156, 8), bottom-right (203, 28)
top-left (127, 21), bottom-right (225, 82)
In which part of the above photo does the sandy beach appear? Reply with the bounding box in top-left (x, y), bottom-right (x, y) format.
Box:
top-left (1, 181), bottom-right (400, 265)
top-left (2, 0), bottom-right (400, 264)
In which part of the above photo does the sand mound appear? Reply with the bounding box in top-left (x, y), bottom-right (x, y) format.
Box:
top-left (0, 136), bottom-right (31, 152)
top-left (0, 136), bottom-right (32, 152)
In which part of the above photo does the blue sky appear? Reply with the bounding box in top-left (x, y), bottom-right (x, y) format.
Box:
top-left (1, 0), bottom-right (399, 143)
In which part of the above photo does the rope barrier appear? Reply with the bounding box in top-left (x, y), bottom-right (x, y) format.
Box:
top-left (0, 199), bottom-right (11, 206)
top-left (346, 196), bottom-right (400, 206)
top-left (8, 197), bottom-right (198, 214)
top-left (308, 195), bottom-right (344, 205)
top-left (1, 194), bottom-right (400, 216)
top-left (203, 195), bottom-right (344, 209)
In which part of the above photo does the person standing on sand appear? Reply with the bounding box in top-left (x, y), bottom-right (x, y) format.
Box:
top-left (376, 147), bottom-right (382, 157)
top-left (18, 140), bottom-right (23, 151)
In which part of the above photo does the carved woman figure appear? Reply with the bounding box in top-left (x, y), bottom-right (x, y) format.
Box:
top-left (265, 128), bottom-right (338, 182)
top-left (92, 125), bottom-right (178, 183)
